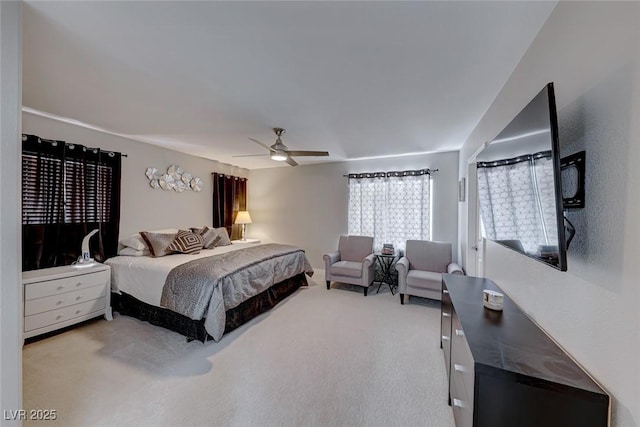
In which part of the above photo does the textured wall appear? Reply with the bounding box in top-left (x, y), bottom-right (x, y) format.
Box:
top-left (559, 67), bottom-right (633, 291)
top-left (459, 3), bottom-right (640, 426)
top-left (248, 151), bottom-right (459, 269)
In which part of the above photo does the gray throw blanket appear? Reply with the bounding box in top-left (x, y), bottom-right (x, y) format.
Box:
top-left (160, 243), bottom-right (313, 341)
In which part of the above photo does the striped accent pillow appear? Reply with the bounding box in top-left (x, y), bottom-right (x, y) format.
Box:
top-left (168, 230), bottom-right (204, 254)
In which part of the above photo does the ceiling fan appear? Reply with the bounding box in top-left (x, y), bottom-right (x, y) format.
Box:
top-left (233, 127), bottom-right (329, 166)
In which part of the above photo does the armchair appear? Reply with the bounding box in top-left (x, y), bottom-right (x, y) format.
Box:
top-left (324, 235), bottom-right (375, 296)
top-left (396, 240), bottom-right (463, 304)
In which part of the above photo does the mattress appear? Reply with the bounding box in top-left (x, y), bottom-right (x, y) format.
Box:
top-left (105, 242), bottom-right (257, 307)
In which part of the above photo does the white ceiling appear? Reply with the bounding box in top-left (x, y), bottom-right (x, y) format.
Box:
top-left (22, 1), bottom-right (556, 169)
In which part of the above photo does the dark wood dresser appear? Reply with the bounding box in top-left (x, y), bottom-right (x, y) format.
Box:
top-left (440, 274), bottom-right (610, 427)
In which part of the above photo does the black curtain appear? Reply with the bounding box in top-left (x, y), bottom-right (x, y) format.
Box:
top-left (22, 134), bottom-right (122, 270)
top-left (212, 173), bottom-right (247, 240)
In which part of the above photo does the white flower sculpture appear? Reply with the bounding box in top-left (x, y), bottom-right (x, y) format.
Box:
top-left (146, 165), bottom-right (203, 192)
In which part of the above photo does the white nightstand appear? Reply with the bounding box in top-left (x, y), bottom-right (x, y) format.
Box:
top-left (231, 238), bottom-right (261, 244)
top-left (22, 263), bottom-right (112, 339)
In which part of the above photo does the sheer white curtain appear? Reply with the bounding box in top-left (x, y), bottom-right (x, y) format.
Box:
top-left (348, 171), bottom-right (432, 252)
top-left (477, 153), bottom-right (557, 254)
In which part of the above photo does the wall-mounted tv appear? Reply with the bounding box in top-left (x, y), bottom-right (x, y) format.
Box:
top-left (476, 82), bottom-right (567, 271)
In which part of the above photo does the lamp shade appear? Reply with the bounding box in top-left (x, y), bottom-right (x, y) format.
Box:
top-left (234, 211), bottom-right (252, 224)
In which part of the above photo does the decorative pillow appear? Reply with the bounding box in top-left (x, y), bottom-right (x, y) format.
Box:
top-left (214, 227), bottom-right (232, 246)
top-left (140, 231), bottom-right (178, 257)
top-left (118, 247), bottom-right (150, 257)
top-left (150, 228), bottom-right (180, 234)
top-left (168, 230), bottom-right (204, 254)
top-left (120, 233), bottom-right (147, 251)
top-left (192, 226), bottom-right (220, 249)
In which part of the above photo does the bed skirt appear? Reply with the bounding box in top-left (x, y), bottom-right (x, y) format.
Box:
top-left (111, 272), bottom-right (308, 342)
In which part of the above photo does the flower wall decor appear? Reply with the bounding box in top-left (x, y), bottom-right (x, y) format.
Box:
top-left (146, 165), bottom-right (204, 192)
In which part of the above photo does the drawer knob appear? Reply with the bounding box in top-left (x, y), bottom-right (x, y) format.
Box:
top-left (56, 300), bottom-right (64, 305)
top-left (76, 282), bottom-right (82, 287)
top-left (56, 314), bottom-right (64, 320)
top-left (76, 295), bottom-right (83, 301)
top-left (455, 329), bottom-right (465, 337)
top-left (452, 398), bottom-right (465, 408)
top-left (442, 312), bottom-right (451, 318)
top-left (454, 363), bottom-right (466, 373)
top-left (56, 285), bottom-right (65, 290)
top-left (75, 309), bottom-right (82, 314)
top-left (441, 335), bottom-right (450, 341)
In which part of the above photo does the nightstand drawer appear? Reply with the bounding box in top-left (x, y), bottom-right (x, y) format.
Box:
top-left (25, 285), bottom-right (107, 316)
top-left (24, 269), bottom-right (109, 300)
top-left (24, 297), bottom-right (106, 332)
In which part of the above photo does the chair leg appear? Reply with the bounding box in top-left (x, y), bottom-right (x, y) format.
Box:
top-left (326, 281), bottom-right (330, 290)
top-left (400, 293), bottom-right (405, 305)
top-left (364, 286), bottom-right (368, 296)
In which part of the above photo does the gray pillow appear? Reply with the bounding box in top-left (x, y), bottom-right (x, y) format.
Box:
top-left (140, 231), bottom-right (178, 257)
top-left (192, 226), bottom-right (221, 249)
top-left (214, 227), bottom-right (232, 246)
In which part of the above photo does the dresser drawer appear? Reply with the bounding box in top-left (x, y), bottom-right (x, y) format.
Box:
top-left (441, 287), bottom-right (453, 349)
top-left (25, 285), bottom-right (107, 316)
top-left (451, 317), bottom-right (475, 400)
top-left (24, 297), bottom-right (106, 332)
top-left (451, 390), bottom-right (473, 427)
top-left (24, 269), bottom-right (109, 300)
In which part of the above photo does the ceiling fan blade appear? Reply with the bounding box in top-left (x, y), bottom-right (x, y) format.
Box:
top-left (285, 150), bottom-right (329, 157)
top-left (285, 157), bottom-right (298, 166)
top-left (249, 138), bottom-right (275, 152)
top-left (232, 153), bottom-right (269, 158)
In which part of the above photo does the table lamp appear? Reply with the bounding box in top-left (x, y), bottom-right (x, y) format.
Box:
top-left (234, 211), bottom-right (252, 241)
top-left (78, 229), bottom-right (99, 264)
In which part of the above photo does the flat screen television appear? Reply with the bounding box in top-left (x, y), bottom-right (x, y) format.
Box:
top-left (476, 82), bottom-right (567, 271)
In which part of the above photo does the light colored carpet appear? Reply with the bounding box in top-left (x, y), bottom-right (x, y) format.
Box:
top-left (23, 271), bottom-right (455, 427)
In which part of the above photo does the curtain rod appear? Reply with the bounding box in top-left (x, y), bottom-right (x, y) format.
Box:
top-left (63, 143), bottom-right (128, 158)
top-left (65, 144), bottom-right (128, 158)
top-left (22, 134), bottom-right (128, 157)
top-left (343, 168), bottom-right (438, 178)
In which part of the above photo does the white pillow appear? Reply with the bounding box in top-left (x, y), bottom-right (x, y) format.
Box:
top-left (118, 247), bottom-right (150, 257)
top-left (150, 228), bottom-right (180, 234)
top-left (120, 233), bottom-right (147, 251)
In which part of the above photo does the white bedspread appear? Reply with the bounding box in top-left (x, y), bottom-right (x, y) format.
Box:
top-left (105, 243), bottom-right (256, 307)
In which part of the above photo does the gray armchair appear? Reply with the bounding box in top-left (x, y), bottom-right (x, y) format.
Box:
top-left (396, 240), bottom-right (463, 304)
top-left (324, 235), bottom-right (375, 296)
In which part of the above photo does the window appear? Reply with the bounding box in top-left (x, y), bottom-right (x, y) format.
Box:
top-left (477, 152), bottom-right (557, 254)
top-left (21, 134), bottom-right (122, 270)
top-left (22, 154), bottom-right (64, 225)
top-left (347, 170), bottom-right (432, 251)
top-left (212, 173), bottom-right (247, 240)
top-left (22, 155), bottom-right (114, 225)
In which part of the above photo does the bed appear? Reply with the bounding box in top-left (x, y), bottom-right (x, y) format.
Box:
top-left (105, 242), bottom-right (313, 342)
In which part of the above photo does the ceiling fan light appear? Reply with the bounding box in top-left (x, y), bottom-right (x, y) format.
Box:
top-left (270, 150), bottom-right (288, 161)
